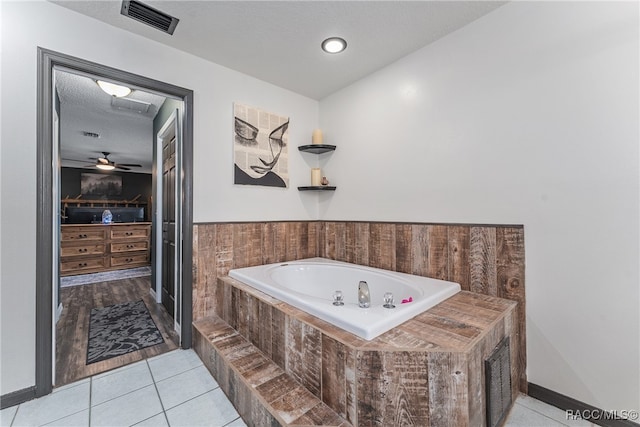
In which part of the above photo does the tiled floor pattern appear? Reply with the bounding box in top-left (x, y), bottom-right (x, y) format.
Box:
top-left (1, 350), bottom-right (245, 427)
top-left (2, 349), bottom-right (597, 427)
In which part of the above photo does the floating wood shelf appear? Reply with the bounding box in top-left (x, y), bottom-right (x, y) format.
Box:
top-left (298, 186), bottom-right (336, 191)
top-left (298, 144), bottom-right (336, 154)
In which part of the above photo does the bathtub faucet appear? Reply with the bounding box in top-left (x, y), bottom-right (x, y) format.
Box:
top-left (358, 281), bottom-right (370, 308)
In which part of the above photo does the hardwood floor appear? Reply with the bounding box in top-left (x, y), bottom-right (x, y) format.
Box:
top-left (55, 276), bottom-right (180, 387)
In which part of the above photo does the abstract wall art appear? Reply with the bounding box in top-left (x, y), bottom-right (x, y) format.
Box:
top-left (233, 103), bottom-right (289, 188)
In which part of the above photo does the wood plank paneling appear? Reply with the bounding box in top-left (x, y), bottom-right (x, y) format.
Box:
top-left (307, 222), bottom-right (320, 259)
top-left (470, 227), bottom-right (498, 296)
top-left (214, 223), bottom-right (234, 320)
top-left (344, 345), bottom-right (358, 426)
top-left (257, 299), bottom-right (273, 359)
top-left (192, 224), bottom-right (203, 320)
top-left (285, 317), bottom-right (322, 398)
top-left (322, 335), bottom-right (347, 417)
top-left (262, 222), bottom-right (287, 265)
top-left (411, 224), bottom-right (430, 277)
top-left (196, 223), bottom-right (219, 321)
top-left (344, 222), bottom-right (356, 263)
top-left (448, 226), bottom-right (471, 291)
top-left (354, 223), bottom-right (370, 266)
top-left (427, 352), bottom-right (469, 427)
top-left (357, 351), bottom-right (430, 426)
top-left (233, 223), bottom-right (263, 268)
top-left (496, 227), bottom-right (527, 393)
top-left (428, 225), bottom-right (448, 280)
top-left (395, 224), bottom-right (412, 274)
top-left (271, 306), bottom-right (286, 369)
top-left (368, 223), bottom-right (395, 271)
top-left (285, 222), bottom-right (303, 260)
top-left (324, 222), bottom-right (337, 260)
top-left (334, 222), bottom-right (347, 261)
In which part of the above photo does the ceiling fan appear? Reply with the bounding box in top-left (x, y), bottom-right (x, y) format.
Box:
top-left (91, 152), bottom-right (142, 171)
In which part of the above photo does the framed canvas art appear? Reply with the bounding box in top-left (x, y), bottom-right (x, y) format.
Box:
top-left (80, 173), bottom-right (122, 197)
top-left (233, 103), bottom-right (289, 188)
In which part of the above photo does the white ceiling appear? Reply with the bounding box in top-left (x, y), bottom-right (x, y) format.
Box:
top-left (56, 70), bottom-right (166, 174)
top-left (53, 1), bottom-right (506, 175)
top-left (50, 0), bottom-right (507, 100)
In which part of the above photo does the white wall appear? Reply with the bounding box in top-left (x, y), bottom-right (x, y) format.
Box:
top-left (0, 0), bottom-right (318, 395)
top-left (319, 1), bottom-right (639, 411)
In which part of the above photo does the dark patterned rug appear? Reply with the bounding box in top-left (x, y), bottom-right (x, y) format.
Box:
top-left (87, 300), bottom-right (164, 364)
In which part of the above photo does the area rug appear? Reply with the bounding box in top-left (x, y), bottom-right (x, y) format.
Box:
top-left (87, 300), bottom-right (164, 364)
top-left (62, 266), bottom-right (152, 288)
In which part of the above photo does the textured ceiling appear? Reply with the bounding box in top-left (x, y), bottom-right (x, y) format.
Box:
top-left (50, 1), bottom-right (506, 100)
top-left (56, 70), bottom-right (166, 174)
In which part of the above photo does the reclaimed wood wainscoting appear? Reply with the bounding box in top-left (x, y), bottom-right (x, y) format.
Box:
top-left (192, 221), bottom-right (526, 425)
top-left (194, 276), bottom-right (519, 426)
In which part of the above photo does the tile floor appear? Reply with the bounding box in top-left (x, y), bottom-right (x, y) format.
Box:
top-left (1, 349), bottom-right (597, 427)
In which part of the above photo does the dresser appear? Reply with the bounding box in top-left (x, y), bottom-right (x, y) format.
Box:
top-left (60, 223), bottom-right (151, 276)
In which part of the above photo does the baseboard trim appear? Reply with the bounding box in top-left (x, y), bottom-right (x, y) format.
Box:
top-left (528, 383), bottom-right (639, 427)
top-left (0, 386), bottom-right (36, 410)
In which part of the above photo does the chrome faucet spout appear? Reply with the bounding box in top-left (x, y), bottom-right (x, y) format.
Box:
top-left (358, 281), bottom-right (370, 308)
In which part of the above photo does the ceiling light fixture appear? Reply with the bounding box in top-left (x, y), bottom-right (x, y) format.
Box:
top-left (96, 80), bottom-right (132, 97)
top-left (96, 163), bottom-right (115, 171)
top-left (321, 37), bottom-right (347, 54)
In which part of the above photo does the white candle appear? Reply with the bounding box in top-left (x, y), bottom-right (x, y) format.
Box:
top-left (312, 129), bottom-right (323, 145)
top-left (311, 168), bottom-right (321, 186)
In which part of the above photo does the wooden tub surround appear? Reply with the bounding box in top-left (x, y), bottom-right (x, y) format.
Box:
top-left (193, 221), bottom-right (526, 393)
top-left (193, 276), bottom-right (520, 427)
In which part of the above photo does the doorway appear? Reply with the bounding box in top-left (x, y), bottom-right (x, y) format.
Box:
top-left (36, 48), bottom-right (193, 397)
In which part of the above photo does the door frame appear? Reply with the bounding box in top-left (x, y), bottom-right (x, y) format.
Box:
top-left (36, 48), bottom-right (194, 397)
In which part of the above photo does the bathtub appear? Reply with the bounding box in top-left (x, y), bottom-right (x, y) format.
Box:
top-left (228, 257), bottom-right (461, 340)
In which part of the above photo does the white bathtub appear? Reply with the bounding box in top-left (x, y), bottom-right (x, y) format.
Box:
top-left (228, 257), bottom-right (461, 340)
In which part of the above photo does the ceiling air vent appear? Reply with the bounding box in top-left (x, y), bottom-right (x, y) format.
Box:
top-left (82, 131), bottom-right (100, 138)
top-left (111, 97), bottom-right (151, 114)
top-left (120, 0), bottom-right (179, 35)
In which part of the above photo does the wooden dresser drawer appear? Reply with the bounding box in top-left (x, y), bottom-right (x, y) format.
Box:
top-left (111, 252), bottom-right (149, 267)
top-left (60, 257), bottom-right (107, 274)
top-left (111, 226), bottom-right (150, 240)
top-left (60, 222), bottom-right (151, 276)
top-left (111, 241), bottom-right (149, 253)
top-left (61, 227), bottom-right (106, 242)
top-left (60, 244), bottom-right (105, 257)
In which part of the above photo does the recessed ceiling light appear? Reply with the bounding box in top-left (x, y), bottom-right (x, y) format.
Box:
top-left (321, 37), bottom-right (347, 54)
top-left (96, 80), bottom-right (132, 97)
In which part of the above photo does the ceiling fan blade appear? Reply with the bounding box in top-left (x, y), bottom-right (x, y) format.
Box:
top-left (117, 163), bottom-right (142, 167)
top-left (115, 165), bottom-right (131, 171)
top-left (62, 158), bottom-right (90, 163)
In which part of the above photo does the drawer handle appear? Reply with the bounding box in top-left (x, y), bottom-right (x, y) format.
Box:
top-left (78, 248), bottom-right (88, 253)
top-left (126, 258), bottom-right (133, 263)
top-left (78, 234), bottom-right (87, 238)
top-left (78, 262), bottom-right (87, 267)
